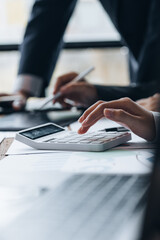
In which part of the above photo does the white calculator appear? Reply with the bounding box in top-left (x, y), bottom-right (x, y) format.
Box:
top-left (16, 123), bottom-right (131, 152)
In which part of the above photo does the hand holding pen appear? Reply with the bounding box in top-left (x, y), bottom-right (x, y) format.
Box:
top-left (40, 67), bottom-right (98, 109)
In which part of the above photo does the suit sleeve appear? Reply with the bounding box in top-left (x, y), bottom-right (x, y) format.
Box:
top-left (94, 81), bottom-right (160, 101)
top-left (95, 1), bottom-right (160, 101)
top-left (94, 0), bottom-right (160, 101)
top-left (18, 0), bottom-right (77, 96)
top-left (135, 0), bottom-right (160, 85)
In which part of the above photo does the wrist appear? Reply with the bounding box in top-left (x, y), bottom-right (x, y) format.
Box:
top-left (14, 90), bottom-right (31, 99)
top-left (13, 74), bottom-right (43, 97)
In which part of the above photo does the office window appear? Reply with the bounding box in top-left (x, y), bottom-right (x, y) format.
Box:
top-left (0, 0), bottom-right (128, 94)
top-left (0, 0), bottom-right (120, 44)
top-left (0, 0), bottom-right (33, 44)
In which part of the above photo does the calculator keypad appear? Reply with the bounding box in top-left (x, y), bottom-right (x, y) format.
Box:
top-left (48, 131), bottom-right (129, 145)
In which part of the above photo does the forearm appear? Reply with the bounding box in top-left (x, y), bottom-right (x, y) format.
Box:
top-left (94, 81), bottom-right (160, 102)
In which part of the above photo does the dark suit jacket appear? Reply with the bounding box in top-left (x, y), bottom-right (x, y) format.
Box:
top-left (18, 0), bottom-right (160, 100)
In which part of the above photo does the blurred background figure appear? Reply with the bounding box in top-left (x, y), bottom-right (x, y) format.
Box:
top-left (0, 0), bottom-right (160, 111)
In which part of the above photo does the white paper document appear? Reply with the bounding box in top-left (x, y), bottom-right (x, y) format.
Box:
top-left (0, 149), bottom-right (153, 177)
top-left (0, 152), bottom-right (70, 172)
top-left (115, 133), bottom-right (155, 150)
top-left (62, 150), bottom-right (153, 174)
top-left (6, 140), bottom-right (54, 155)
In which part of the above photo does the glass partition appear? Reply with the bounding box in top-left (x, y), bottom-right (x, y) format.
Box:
top-left (0, 0), bottom-right (120, 45)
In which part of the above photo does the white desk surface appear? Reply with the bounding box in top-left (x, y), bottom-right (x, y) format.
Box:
top-left (0, 118), bottom-right (154, 233)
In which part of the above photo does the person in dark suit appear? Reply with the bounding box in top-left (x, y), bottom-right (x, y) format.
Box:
top-left (1, 0), bottom-right (160, 110)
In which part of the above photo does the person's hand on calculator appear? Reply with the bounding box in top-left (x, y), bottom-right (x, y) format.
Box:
top-left (78, 97), bottom-right (156, 141)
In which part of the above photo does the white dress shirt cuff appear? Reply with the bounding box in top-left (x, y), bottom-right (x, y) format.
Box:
top-left (13, 75), bottom-right (43, 97)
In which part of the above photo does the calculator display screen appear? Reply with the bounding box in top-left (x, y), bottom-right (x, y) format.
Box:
top-left (21, 124), bottom-right (64, 140)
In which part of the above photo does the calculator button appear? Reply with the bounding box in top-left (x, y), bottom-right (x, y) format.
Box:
top-left (99, 139), bottom-right (111, 144)
top-left (65, 137), bottom-right (75, 141)
top-left (46, 131), bottom-right (128, 147)
top-left (79, 140), bottom-right (92, 144)
top-left (90, 141), bottom-right (102, 144)
top-left (56, 140), bottom-right (67, 143)
top-left (99, 137), bottom-right (114, 141)
top-left (91, 136), bottom-right (102, 139)
top-left (68, 140), bottom-right (80, 143)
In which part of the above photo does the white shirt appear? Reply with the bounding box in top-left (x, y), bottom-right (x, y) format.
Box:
top-left (13, 75), bottom-right (43, 97)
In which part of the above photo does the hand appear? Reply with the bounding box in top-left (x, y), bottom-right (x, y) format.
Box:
top-left (136, 93), bottom-right (160, 112)
top-left (0, 91), bottom-right (29, 110)
top-left (78, 97), bottom-right (156, 141)
top-left (53, 72), bottom-right (98, 107)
